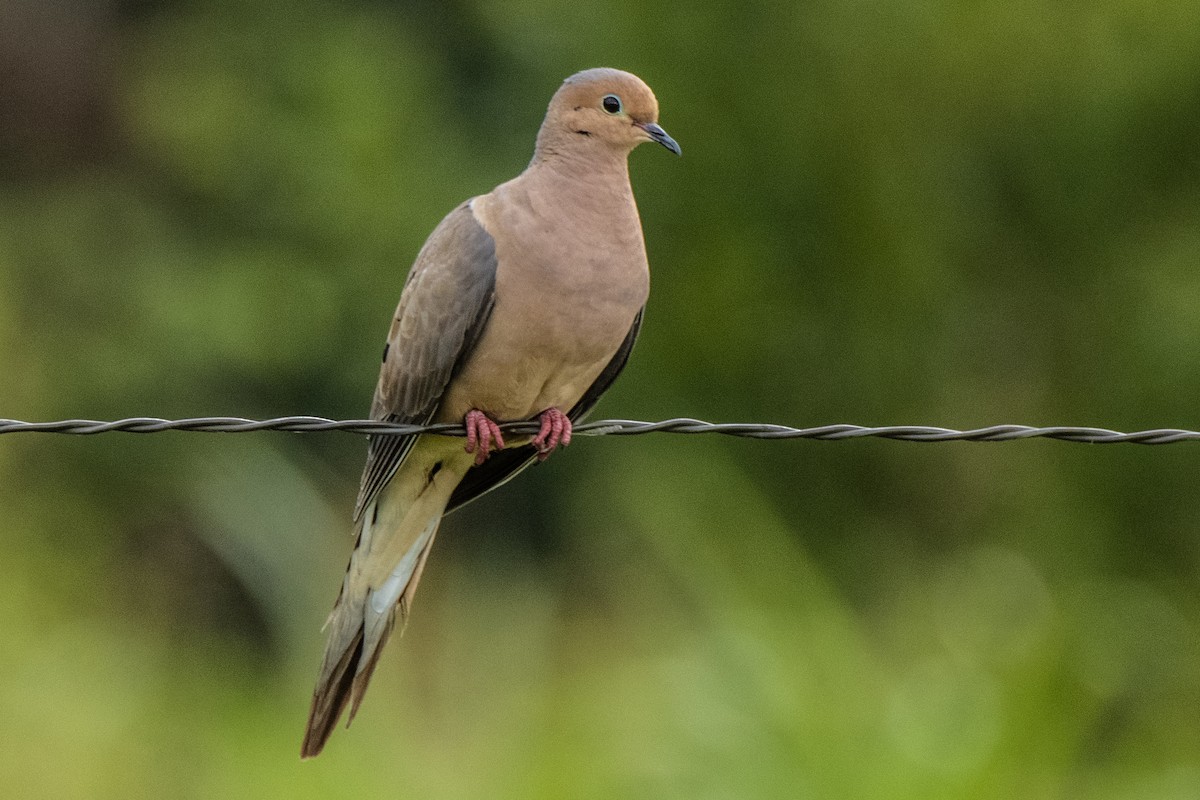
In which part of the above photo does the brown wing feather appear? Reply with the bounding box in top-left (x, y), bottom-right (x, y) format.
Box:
top-left (352, 202), bottom-right (498, 522)
top-left (445, 308), bottom-right (644, 513)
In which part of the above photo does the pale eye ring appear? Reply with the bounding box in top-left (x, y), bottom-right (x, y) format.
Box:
top-left (601, 94), bottom-right (622, 114)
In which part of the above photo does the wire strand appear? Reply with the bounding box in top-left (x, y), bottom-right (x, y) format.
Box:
top-left (0, 416), bottom-right (1196, 444)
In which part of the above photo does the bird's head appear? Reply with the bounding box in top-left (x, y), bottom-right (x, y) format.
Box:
top-left (537, 68), bottom-right (681, 159)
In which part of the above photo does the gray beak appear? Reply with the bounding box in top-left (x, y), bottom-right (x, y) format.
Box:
top-left (636, 121), bottom-right (682, 156)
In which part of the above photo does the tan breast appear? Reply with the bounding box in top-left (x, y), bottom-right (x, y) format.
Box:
top-left (436, 166), bottom-right (649, 422)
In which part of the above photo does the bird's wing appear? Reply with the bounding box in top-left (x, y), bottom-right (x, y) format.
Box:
top-left (353, 201), bottom-right (498, 522)
top-left (445, 307), bottom-right (644, 513)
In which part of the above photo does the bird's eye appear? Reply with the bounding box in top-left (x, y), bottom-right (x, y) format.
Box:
top-left (601, 94), bottom-right (622, 114)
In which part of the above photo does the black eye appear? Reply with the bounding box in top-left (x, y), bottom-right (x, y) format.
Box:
top-left (601, 94), bottom-right (622, 114)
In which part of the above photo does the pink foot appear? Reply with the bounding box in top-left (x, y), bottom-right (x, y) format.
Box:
top-left (464, 409), bottom-right (505, 466)
top-left (531, 407), bottom-right (572, 461)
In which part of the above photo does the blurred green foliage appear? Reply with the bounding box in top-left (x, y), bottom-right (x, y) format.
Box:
top-left (2, 0), bottom-right (1199, 797)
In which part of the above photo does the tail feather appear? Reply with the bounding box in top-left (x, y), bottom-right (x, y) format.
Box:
top-left (347, 611), bottom-right (396, 724)
top-left (301, 442), bottom-right (465, 758)
top-left (347, 519), bottom-right (439, 725)
top-left (300, 531), bottom-right (424, 759)
top-left (302, 591), bottom-right (408, 758)
top-left (300, 627), bottom-right (365, 759)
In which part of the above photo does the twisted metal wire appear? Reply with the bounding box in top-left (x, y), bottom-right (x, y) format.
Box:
top-left (0, 416), bottom-right (1196, 444)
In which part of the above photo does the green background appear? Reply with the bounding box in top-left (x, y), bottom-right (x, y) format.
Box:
top-left (1, 1), bottom-right (1198, 797)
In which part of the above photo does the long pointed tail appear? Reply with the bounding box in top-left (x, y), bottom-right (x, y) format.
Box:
top-left (301, 445), bottom-right (462, 758)
top-left (300, 621), bottom-right (370, 759)
top-left (301, 511), bottom-right (440, 758)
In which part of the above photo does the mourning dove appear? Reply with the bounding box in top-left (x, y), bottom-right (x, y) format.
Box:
top-left (301, 68), bottom-right (679, 757)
